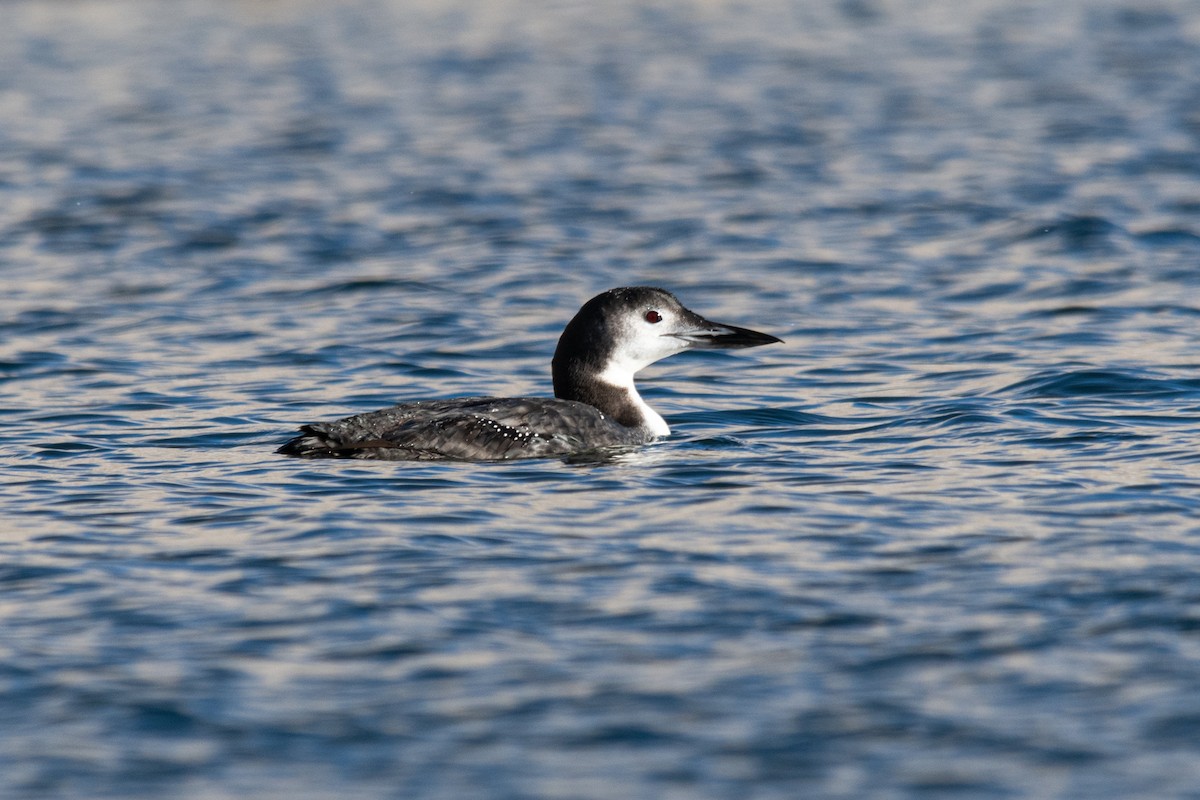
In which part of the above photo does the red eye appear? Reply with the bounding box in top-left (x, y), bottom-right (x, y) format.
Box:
top-left (645, 310), bottom-right (662, 323)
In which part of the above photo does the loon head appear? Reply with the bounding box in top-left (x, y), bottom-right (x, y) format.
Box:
top-left (551, 286), bottom-right (782, 434)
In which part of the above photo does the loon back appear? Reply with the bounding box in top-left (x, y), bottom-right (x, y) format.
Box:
top-left (278, 286), bottom-right (781, 461)
top-left (277, 396), bottom-right (652, 461)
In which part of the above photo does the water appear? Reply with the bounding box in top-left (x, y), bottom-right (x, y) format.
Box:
top-left (3, 0), bottom-right (1200, 797)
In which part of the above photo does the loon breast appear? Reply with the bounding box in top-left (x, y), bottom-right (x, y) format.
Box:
top-left (277, 396), bottom-right (656, 461)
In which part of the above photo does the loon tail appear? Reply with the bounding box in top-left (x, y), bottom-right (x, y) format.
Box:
top-left (276, 424), bottom-right (340, 458)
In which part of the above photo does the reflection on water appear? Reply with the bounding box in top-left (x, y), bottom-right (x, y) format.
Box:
top-left (4, 0), bottom-right (1200, 798)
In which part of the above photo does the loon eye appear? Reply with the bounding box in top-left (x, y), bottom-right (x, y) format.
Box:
top-left (644, 310), bottom-right (662, 324)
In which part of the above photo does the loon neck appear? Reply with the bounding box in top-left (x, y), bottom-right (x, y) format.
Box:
top-left (552, 361), bottom-right (669, 436)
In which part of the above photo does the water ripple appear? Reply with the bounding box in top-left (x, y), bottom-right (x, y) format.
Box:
top-left (4, 1), bottom-right (1200, 799)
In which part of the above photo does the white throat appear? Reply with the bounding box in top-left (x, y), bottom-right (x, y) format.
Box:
top-left (597, 360), bottom-right (670, 437)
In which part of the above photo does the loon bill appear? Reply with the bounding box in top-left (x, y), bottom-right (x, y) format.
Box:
top-left (278, 286), bottom-right (782, 461)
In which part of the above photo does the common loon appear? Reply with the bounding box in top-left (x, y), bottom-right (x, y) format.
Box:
top-left (278, 286), bottom-right (781, 461)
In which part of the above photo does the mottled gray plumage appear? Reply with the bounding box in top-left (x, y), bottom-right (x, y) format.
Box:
top-left (278, 396), bottom-right (650, 460)
top-left (278, 287), bottom-right (780, 461)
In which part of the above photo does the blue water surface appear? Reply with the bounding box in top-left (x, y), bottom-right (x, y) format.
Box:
top-left (4, 1), bottom-right (1200, 798)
